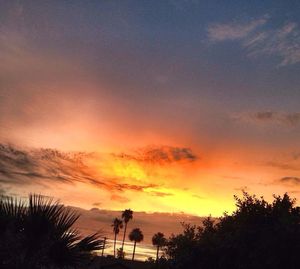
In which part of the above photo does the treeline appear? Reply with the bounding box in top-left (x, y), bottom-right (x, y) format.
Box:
top-left (2, 192), bottom-right (300, 269)
top-left (163, 192), bottom-right (300, 269)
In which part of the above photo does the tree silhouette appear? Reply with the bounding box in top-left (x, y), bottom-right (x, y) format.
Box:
top-left (129, 228), bottom-right (144, 261)
top-left (112, 218), bottom-right (123, 258)
top-left (0, 194), bottom-right (103, 269)
top-left (166, 192), bottom-right (300, 269)
top-left (152, 232), bottom-right (167, 262)
top-left (121, 209), bottom-right (133, 252)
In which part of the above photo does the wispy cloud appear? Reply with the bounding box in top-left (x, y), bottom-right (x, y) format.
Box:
top-left (279, 176), bottom-right (300, 185)
top-left (207, 16), bottom-right (268, 42)
top-left (192, 194), bottom-right (205, 199)
top-left (234, 111), bottom-right (300, 127)
top-left (115, 146), bottom-right (198, 164)
top-left (0, 143), bottom-right (158, 193)
top-left (265, 161), bottom-right (300, 171)
top-left (148, 191), bottom-right (173, 197)
top-left (110, 194), bottom-right (130, 203)
top-left (92, 202), bottom-right (102, 207)
top-left (208, 15), bottom-right (300, 66)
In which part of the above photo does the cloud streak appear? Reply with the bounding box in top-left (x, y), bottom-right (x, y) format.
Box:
top-left (110, 194), bottom-right (130, 203)
top-left (207, 16), bottom-right (268, 42)
top-left (115, 146), bottom-right (198, 164)
top-left (208, 16), bottom-right (300, 66)
top-left (279, 177), bottom-right (300, 185)
top-left (148, 191), bottom-right (173, 197)
top-left (265, 161), bottom-right (300, 171)
top-left (234, 111), bottom-right (300, 127)
top-left (0, 143), bottom-right (158, 193)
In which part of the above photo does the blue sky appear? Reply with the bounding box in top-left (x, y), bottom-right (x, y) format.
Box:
top-left (2, 1), bottom-right (300, 108)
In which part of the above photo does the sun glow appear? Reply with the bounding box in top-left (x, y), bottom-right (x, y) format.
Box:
top-left (110, 160), bottom-right (148, 181)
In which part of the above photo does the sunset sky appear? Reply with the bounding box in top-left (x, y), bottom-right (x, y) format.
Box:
top-left (1, 0), bottom-right (300, 216)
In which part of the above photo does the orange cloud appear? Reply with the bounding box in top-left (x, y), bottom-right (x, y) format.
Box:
top-left (110, 194), bottom-right (130, 203)
top-left (115, 145), bottom-right (198, 164)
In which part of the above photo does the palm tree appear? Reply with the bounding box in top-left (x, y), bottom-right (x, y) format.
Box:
top-left (0, 194), bottom-right (104, 269)
top-left (102, 237), bottom-right (107, 256)
top-left (129, 228), bottom-right (144, 261)
top-left (152, 232), bottom-right (167, 262)
top-left (112, 218), bottom-right (123, 257)
top-left (121, 209), bottom-right (133, 251)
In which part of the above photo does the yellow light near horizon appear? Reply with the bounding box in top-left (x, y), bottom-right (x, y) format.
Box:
top-left (142, 187), bottom-right (236, 217)
top-left (109, 160), bottom-right (147, 181)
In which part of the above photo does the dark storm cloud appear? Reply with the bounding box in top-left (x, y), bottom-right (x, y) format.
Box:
top-left (116, 146), bottom-right (198, 164)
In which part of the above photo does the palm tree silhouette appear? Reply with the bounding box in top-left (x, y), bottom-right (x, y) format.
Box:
top-left (112, 218), bottom-right (123, 258)
top-left (129, 228), bottom-right (144, 261)
top-left (152, 232), bottom-right (167, 262)
top-left (0, 194), bottom-right (103, 268)
top-left (121, 209), bottom-right (133, 251)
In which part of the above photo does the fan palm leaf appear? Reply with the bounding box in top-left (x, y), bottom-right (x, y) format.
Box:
top-left (0, 194), bottom-right (104, 269)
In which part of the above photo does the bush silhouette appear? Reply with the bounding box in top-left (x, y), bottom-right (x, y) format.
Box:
top-left (167, 192), bottom-right (300, 269)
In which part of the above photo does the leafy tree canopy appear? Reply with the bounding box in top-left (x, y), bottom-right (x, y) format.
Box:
top-left (166, 192), bottom-right (300, 269)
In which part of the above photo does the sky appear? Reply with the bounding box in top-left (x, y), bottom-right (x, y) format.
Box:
top-left (1, 0), bottom-right (300, 217)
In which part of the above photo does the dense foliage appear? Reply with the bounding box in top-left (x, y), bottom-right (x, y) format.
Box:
top-left (166, 192), bottom-right (300, 269)
top-left (0, 194), bottom-right (103, 269)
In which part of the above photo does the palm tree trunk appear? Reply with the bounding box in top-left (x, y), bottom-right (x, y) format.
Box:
top-left (102, 237), bottom-right (106, 256)
top-left (114, 233), bottom-right (117, 257)
top-left (121, 222), bottom-right (127, 250)
top-left (132, 241), bottom-right (136, 261)
top-left (156, 246), bottom-right (159, 262)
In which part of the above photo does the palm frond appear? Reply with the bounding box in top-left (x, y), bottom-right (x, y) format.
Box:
top-left (0, 193), bottom-right (104, 269)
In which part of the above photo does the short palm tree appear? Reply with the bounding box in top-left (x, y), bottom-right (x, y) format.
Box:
top-left (129, 228), bottom-right (144, 261)
top-left (152, 232), bottom-right (167, 261)
top-left (0, 194), bottom-right (104, 269)
top-left (112, 218), bottom-right (123, 257)
top-left (121, 209), bottom-right (133, 251)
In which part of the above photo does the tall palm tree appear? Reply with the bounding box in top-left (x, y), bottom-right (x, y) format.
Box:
top-left (121, 209), bottom-right (133, 251)
top-left (0, 194), bottom-right (104, 269)
top-left (152, 232), bottom-right (167, 262)
top-left (102, 237), bottom-right (107, 256)
top-left (129, 228), bottom-right (144, 261)
top-left (112, 218), bottom-right (123, 258)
